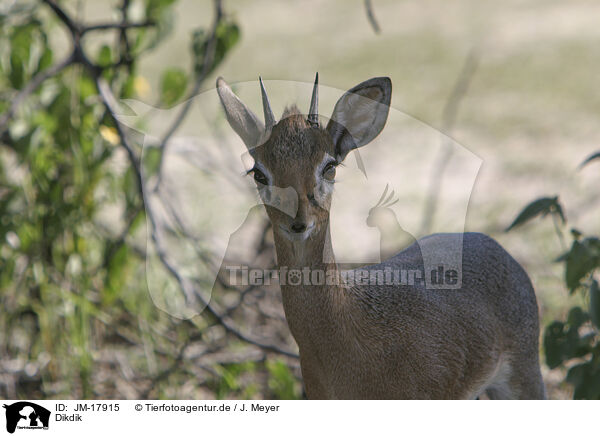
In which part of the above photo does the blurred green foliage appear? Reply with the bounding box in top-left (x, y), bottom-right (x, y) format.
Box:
top-left (160, 68), bottom-right (187, 106)
top-left (508, 153), bottom-right (600, 399)
top-left (0, 0), bottom-right (300, 400)
top-left (192, 19), bottom-right (240, 77)
top-left (266, 360), bottom-right (302, 400)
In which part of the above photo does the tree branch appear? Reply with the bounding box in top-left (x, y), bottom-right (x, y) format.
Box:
top-left (41, 0), bottom-right (80, 36)
top-left (118, 0), bottom-right (133, 72)
top-left (364, 0), bottom-right (381, 34)
top-left (419, 49), bottom-right (480, 235)
top-left (95, 77), bottom-right (142, 181)
top-left (81, 20), bottom-right (156, 34)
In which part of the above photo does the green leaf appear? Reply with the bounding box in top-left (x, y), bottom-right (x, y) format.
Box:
top-left (505, 196), bottom-right (564, 232)
top-left (142, 146), bottom-right (162, 177)
top-left (544, 308), bottom-right (592, 369)
top-left (579, 151), bottom-right (600, 168)
top-left (142, 0), bottom-right (176, 51)
top-left (192, 19), bottom-right (240, 76)
top-left (145, 0), bottom-right (177, 20)
top-left (566, 361), bottom-right (600, 400)
top-left (213, 20), bottom-right (240, 67)
top-left (590, 279), bottom-right (600, 330)
top-left (160, 68), bottom-right (188, 106)
top-left (35, 46), bottom-right (53, 75)
top-left (121, 75), bottom-right (136, 99)
top-left (544, 322), bottom-right (567, 368)
top-left (9, 51), bottom-right (25, 89)
top-left (97, 45), bottom-right (113, 68)
top-left (106, 244), bottom-right (131, 302)
top-left (586, 237), bottom-right (600, 257)
top-left (9, 24), bottom-right (35, 89)
top-left (567, 306), bottom-right (589, 327)
top-left (564, 239), bottom-right (600, 292)
top-left (77, 75), bottom-right (97, 101)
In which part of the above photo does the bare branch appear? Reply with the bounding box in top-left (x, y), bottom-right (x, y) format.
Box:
top-left (118, 0), bottom-right (133, 71)
top-left (419, 49), bottom-right (480, 235)
top-left (82, 20), bottom-right (156, 34)
top-left (364, 0), bottom-right (381, 34)
top-left (41, 0), bottom-right (80, 36)
top-left (95, 77), bottom-right (142, 184)
top-left (441, 49), bottom-right (480, 133)
top-left (205, 302), bottom-right (298, 358)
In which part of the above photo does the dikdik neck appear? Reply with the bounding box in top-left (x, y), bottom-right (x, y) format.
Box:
top-left (273, 218), bottom-right (347, 347)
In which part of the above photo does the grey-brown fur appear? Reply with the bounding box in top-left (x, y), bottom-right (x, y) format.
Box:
top-left (216, 76), bottom-right (546, 399)
top-left (282, 233), bottom-right (545, 399)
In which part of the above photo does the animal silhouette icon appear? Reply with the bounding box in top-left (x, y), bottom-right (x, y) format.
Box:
top-left (3, 402), bottom-right (50, 434)
top-left (366, 184), bottom-right (418, 261)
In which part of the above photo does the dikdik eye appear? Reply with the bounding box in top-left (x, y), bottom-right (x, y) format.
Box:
top-left (252, 169), bottom-right (268, 185)
top-left (322, 161), bottom-right (337, 181)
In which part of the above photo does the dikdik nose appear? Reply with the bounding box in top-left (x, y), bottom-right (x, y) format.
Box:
top-left (290, 222), bottom-right (307, 233)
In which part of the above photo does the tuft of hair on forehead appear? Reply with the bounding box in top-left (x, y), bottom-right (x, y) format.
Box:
top-left (278, 105), bottom-right (311, 131)
top-left (255, 104), bottom-right (333, 165)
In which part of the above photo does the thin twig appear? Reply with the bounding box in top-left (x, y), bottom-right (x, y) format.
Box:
top-left (95, 77), bottom-right (143, 181)
top-left (41, 0), bottom-right (80, 36)
top-left (551, 211), bottom-right (567, 252)
top-left (419, 49), bottom-right (480, 235)
top-left (364, 0), bottom-right (381, 34)
top-left (441, 50), bottom-right (480, 134)
top-left (118, 0), bottom-right (133, 72)
top-left (204, 302), bottom-right (298, 358)
top-left (82, 20), bottom-right (155, 34)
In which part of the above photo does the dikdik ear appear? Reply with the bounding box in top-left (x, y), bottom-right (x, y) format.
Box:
top-left (326, 77), bottom-right (391, 161)
top-left (216, 77), bottom-right (265, 149)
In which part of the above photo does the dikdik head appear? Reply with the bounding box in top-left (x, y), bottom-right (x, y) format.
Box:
top-left (216, 74), bottom-right (391, 244)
